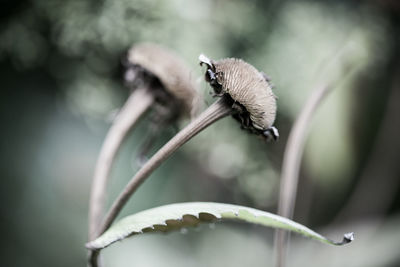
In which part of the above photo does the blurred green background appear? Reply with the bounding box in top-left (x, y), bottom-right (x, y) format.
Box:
top-left (1, 0), bottom-right (400, 266)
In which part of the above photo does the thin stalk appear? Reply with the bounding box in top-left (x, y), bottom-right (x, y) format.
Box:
top-left (274, 85), bottom-right (332, 267)
top-left (88, 87), bottom-right (154, 240)
top-left (273, 39), bottom-right (362, 267)
top-left (101, 96), bottom-right (232, 234)
top-left (89, 96), bottom-right (232, 266)
top-left (278, 85), bottom-right (332, 218)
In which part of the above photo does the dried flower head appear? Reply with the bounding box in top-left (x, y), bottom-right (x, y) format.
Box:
top-left (199, 54), bottom-right (279, 141)
top-left (125, 43), bottom-right (200, 118)
top-left (90, 53), bottom-right (281, 267)
top-left (89, 43), bottom-right (201, 243)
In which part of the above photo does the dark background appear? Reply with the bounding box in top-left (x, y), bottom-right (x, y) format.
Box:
top-left (1, 0), bottom-right (400, 266)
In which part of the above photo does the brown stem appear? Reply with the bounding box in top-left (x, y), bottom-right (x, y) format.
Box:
top-left (88, 250), bottom-right (100, 267)
top-left (274, 85), bottom-right (332, 267)
top-left (273, 38), bottom-right (364, 267)
top-left (88, 87), bottom-right (154, 240)
top-left (279, 85), bottom-right (332, 218)
top-left (102, 96), bottom-right (231, 233)
top-left (88, 96), bottom-right (232, 266)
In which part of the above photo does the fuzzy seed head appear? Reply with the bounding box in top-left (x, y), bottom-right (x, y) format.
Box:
top-left (200, 55), bottom-right (277, 134)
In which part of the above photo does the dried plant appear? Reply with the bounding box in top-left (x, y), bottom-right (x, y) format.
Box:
top-left (88, 43), bottom-right (200, 240)
top-left (88, 54), bottom-right (279, 266)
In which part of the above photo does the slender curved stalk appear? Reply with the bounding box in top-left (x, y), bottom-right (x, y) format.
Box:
top-left (279, 85), bottom-right (333, 217)
top-left (101, 96), bottom-right (232, 233)
top-left (274, 85), bottom-right (332, 267)
top-left (273, 39), bottom-right (363, 267)
top-left (88, 87), bottom-right (154, 240)
top-left (89, 96), bottom-right (233, 266)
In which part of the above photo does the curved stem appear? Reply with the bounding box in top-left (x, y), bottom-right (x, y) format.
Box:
top-left (278, 85), bottom-right (332, 219)
top-left (274, 84), bottom-right (332, 267)
top-left (88, 87), bottom-right (154, 240)
top-left (89, 97), bottom-right (232, 266)
top-left (99, 96), bottom-right (232, 235)
top-left (273, 39), bottom-right (364, 267)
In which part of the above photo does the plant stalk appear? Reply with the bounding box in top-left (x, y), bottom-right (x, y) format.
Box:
top-left (274, 85), bottom-right (332, 267)
top-left (100, 96), bottom-right (232, 235)
top-left (273, 39), bottom-right (363, 267)
top-left (88, 87), bottom-right (154, 240)
top-left (88, 96), bottom-right (232, 266)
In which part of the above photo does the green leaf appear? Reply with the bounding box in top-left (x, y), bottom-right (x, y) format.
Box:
top-left (87, 202), bottom-right (353, 250)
